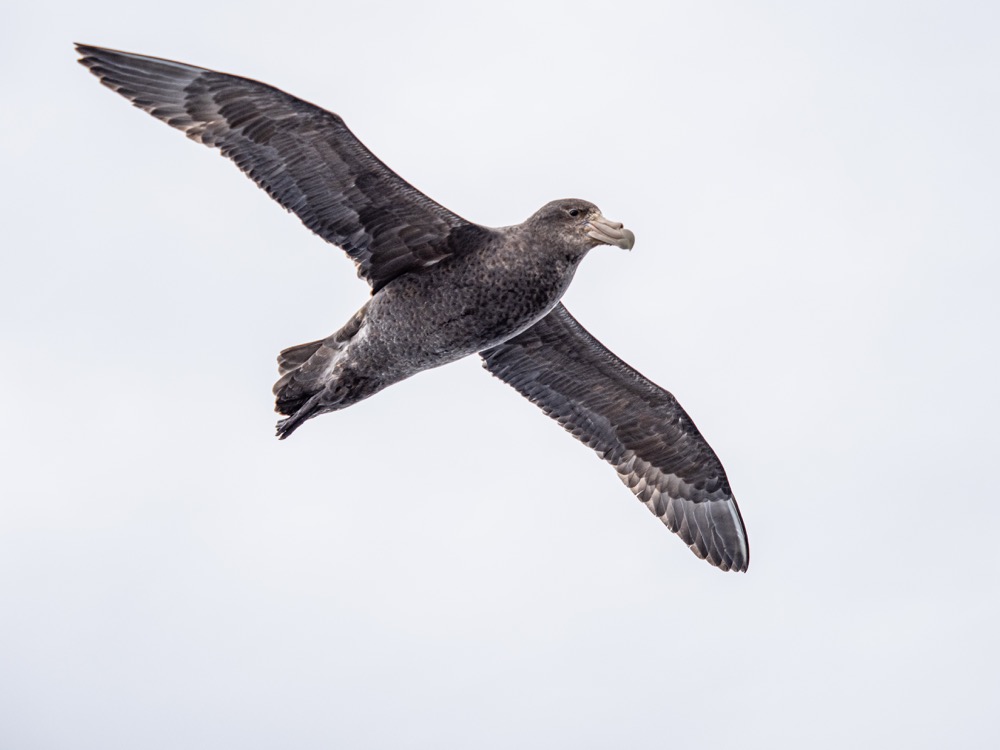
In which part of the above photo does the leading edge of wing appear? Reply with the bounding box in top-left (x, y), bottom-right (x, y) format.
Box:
top-left (482, 304), bottom-right (749, 572)
top-left (75, 44), bottom-right (486, 290)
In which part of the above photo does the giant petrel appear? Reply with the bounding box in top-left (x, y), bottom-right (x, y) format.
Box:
top-left (77, 44), bottom-right (749, 572)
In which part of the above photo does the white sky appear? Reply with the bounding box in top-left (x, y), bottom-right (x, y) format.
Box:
top-left (2, 1), bottom-right (998, 748)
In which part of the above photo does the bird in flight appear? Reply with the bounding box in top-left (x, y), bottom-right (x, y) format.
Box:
top-left (77, 44), bottom-right (749, 572)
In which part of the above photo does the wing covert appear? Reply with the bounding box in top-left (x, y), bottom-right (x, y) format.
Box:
top-left (76, 44), bottom-right (486, 290)
top-left (481, 303), bottom-right (749, 572)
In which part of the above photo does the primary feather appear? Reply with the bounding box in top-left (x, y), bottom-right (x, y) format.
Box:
top-left (78, 44), bottom-right (749, 572)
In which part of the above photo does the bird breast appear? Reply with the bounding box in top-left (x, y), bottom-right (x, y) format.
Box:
top-left (366, 244), bottom-right (582, 370)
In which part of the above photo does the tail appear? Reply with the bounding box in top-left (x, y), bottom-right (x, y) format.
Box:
top-left (277, 339), bottom-right (324, 377)
top-left (272, 339), bottom-right (342, 439)
top-left (275, 392), bottom-right (325, 439)
top-left (271, 339), bottom-right (328, 420)
top-left (273, 304), bottom-right (369, 439)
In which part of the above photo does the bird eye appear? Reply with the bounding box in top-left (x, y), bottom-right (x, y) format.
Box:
top-left (568, 208), bottom-right (581, 217)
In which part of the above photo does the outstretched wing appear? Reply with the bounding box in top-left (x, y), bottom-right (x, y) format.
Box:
top-left (76, 44), bottom-right (488, 291)
top-left (481, 304), bottom-right (749, 572)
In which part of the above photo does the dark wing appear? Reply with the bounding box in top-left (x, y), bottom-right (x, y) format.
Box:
top-left (76, 44), bottom-right (488, 291)
top-left (481, 304), bottom-right (749, 572)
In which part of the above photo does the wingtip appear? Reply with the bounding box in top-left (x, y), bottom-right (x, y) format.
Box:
top-left (74, 42), bottom-right (101, 58)
top-left (730, 556), bottom-right (750, 573)
top-left (74, 43), bottom-right (110, 72)
top-left (706, 550), bottom-right (748, 573)
top-left (718, 532), bottom-right (750, 573)
top-left (702, 545), bottom-right (749, 573)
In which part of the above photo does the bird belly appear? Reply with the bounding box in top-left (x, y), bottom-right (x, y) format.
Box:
top-left (367, 261), bottom-right (574, 373)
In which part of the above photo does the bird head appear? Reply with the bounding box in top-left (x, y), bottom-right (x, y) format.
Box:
top-left (529, 199), bottom-right (635, 253)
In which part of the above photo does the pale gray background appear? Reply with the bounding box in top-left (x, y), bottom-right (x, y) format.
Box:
top-left (2, 1), bottom-right (998, 748)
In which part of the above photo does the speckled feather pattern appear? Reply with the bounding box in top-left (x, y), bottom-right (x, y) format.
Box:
top-left (268, 212), bottom-right (596, 434)
top-left (77, 44), bottom-right (749, 571)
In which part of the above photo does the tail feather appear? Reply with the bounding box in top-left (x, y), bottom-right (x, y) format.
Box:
top-left (273, 303), bottom-right (369, 438)
top-left (275, 393), bottom-right (325, 439)
top-left (273, 340), bottom-right (340, 418)
top-left (277, 339), bottom-right (325, 376)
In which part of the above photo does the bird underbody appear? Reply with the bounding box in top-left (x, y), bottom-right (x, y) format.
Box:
top-left (77, 44), bottom-right (749, 572)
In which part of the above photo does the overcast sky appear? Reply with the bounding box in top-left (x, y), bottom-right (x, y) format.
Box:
top-left (2, 1), bottom-right (998, 748)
